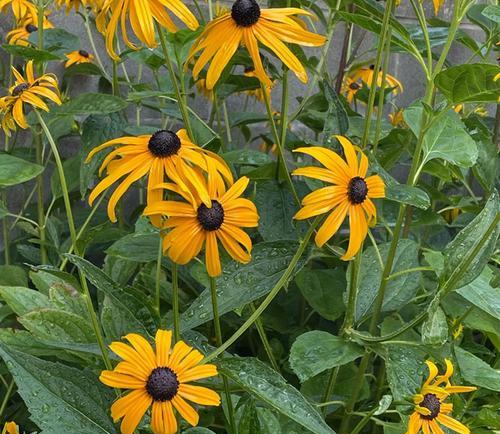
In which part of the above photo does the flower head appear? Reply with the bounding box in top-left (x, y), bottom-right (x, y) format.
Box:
top-left (0, 60), bottom-right (61, 131)
top-left (86, 129), bottom-right (233, 223)
top-left (144, 174), bottom-right (259, 277)
top-left (186, 0), bottom-right (326, 90)
top-left (0, 0), bottom-right (37, 20)
top-left (65, 49), bottom-right (94, 68)
top-left (2, 422), bottom-right (19, 434)
top-left (96, 0), bottom-right (199, 60)
top-left (341, 76), bottom-right (363, 104)
top-left (388, 109), bottom-right (406, 127)
top-left (406, 359), bottom-right (476, 434)
top-left (7, 14), bottom-right (53, 46)
top-left (100, 330), bottom-right (220, 434)
top-left (55, 0), bottom-right (86, 13)
top-left (432, 0), bottom-right (445, 14)
top-left (292, 136), bottom-right (385, 260)
top-left (350, 64), bottom-right (403, 95)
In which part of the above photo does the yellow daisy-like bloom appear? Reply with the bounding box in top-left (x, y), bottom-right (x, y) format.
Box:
top-left (406, 359), bottom-right (476, 434)
top-left (0, 0), bottom-right (37, 20)
top-left (351, 64), bottom-right (403, 95)
top-left (186, 0), bottom-right (326, 90)
top-left (55, 0), bottom-right (86, 13)
top-left (388, 109), bottom-right (407, 127)
top-left (64, 49), bottom-right (95, 68)
top-left (144, 174), bottom-right (259, 277)
top-left (0, 98), bottom-right (16, 137)
top-left (96, 0), bottom-right (199, 60)
top-left (432, 0), bottom-right (445, 14)
top-left (100, 330), bottom-right (220, 434)
top-left (243, 66), bottom-right (270, 101)
top-left (0, 60), bottom-right (61, 131)
top-left (7, 14), bottom-right (53, 46)
top-left (86, 129), bottom-right (233, 223)
top-left (341, 77), bottom-right (363, 104)
top-left (292, 136), bottom-right (385, 260)
top-left (2, 422), bottom-right (19, 434)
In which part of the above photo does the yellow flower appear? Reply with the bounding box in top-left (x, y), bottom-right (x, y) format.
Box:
top-left (55, 0), bottom-right (86, 12)
top-left (0, 60), bottom-right (61, 131)
top-left (406, 359), bottom-right (476, 434)
top-left (453, 104), bottom-right (463, 113)
top-left (388, 109), bottom-right (407, 127)
top-left (186, 0), bottom-right (326, 90)
top-left (64, 49), bottom-right (94, 68)
top-left (96, 0), bottom-right (199, 60)
top-left (432, 0), bottom-right (445, 14)
top-left (292, 136), bottom-right (385, 260)
top-left (7, 14), bottom-right (53, 46)
top-left (350, 64), bottom-right (403, 94)
top-left (144, 175), bottom-right (259, 277)
top-left (341, 77), bottom-right (363, 104)
top-left (495, 72), bottom-right (500, 81)
top-left (195, 79), bottom-right (214, 101)
top-left (100, 330), bottom-right (220, 434)
top-left (85, 129), bottom-right (233, 223)
top-left (2, 422), bottom-right (19, 434)
top-left (0, 0), bottom-right (37, 20)
top-left (243, 66), bottom-right (270, 101)
top-left (0, 98), bottom-right (16, 136)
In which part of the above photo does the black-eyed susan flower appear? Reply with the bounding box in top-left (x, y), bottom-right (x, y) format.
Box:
top-left (96, 0), bottom-right (199, 60)
top-left (0, 60), bottom-right (61, 130)
top-left (351, 64), bottom-right (403, 95)
top-left (64, 49), bottom-right (94, 68)
top-left (86, 129), bottom-right (233, 223)
top-left (55, 0), bottom-right (86, 12)
top-left (144, 174), bottom-right (259, 277)
top-left (100, 330), bottom-right (220, 434)
top-left (0, 0), bottom-right (37, 20)
top-left (406, 359), bottom-right (476, 434)
top-left (341, 77), bottom-right (363, 104)
top-left (292, 136), bottom-right (385, 260)
top-left (2, 422), bottom-right (19, 434)
top-left (432, 0), bottom-right (444, 14)
top-left (243, 66), bottom-right (269, 101)
top-left (388, 109), bottom-right (406, 127)
top-left (7, 14), bottom-right (53, 46)
top-left (186, 0), bottom-right (326, 90)
top-left (0, 98), bottom-right (16, 136)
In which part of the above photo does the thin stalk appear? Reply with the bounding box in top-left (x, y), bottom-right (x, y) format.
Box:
top-left (335, 6), bottom-right (354, 93)
top-left (222, 101), bottom-right (232, 146)
top-left (171, 263), bottom-right (180, 342)
top-left (112, 61), bottom-right (119, 96)
top-left (250, 302), bottom-right (280, 371)
top-left (156, 22), bottom-right (194, 140)
top-left (0, 379), bottom-right (15, 420)
top-left (209, 277), bottom-right (237, 434)
top-left (82, 8), bottom-right (109, 79)
top-left (204, 218), bottom-right (319, 363)
top-left (155, 237), bottom-right (163, 316)
top-left (35, 112), bottom-right (112, 370)
top-left (34, 131), bottom-right (48, 264)
top-left (2, 197), bottom-right (10, 264)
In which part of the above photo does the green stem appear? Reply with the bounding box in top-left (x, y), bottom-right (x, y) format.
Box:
top-left (250, 302), bottom-right (280, 371)
top-left (156, 22), bottom-right (194, 140)
top-left (155, 236), bottom-right (163, 316)
top-left (112, 61), bottom-right (119, 96)
top-left (209, 277), bottom-right (237, 434)
top-left (35, 111), bottom-right (112, 370)
top-left (171, 263), bottom-right (180, 342)
top-left (34, 131), bottom-right (48, 264)
top-left (0, 379), bottom-right (14, 420)
top-left (203, 218), bottom-right (319, 363)
top-left (82, 8), bottom-right (109, 79)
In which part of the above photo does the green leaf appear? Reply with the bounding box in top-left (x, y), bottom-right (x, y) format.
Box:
top-left (219, 357), bottom-right (336, 434)
top-left (322, 80), bottom-right (349, 138)
top-left (455, 347), bottom-right (500, 392)
top-left (0, 286), bottom-right (50, 316)
top-left (289, 331), bottom-right (364, 382)
top-left (1, 44), bottom-right (61, 61)
top-left (65, 254), bottom-right (157, 337)
top-left (223, 150), bottom-right (271, 166)
top-left (404, 105), bottom-right (477, 167)
top-left (51, 156), bottom-right (80, 198)
top-left (31, 28), bottom-right (79, 54)
top-left (435, 64), bottom-right (500, 104)
top-left (295, 268), bottom-right (346, 321)
top-left (354, 239), bottom-right (421, 321)
top-left (0, 265), bottom-right (28, 286)
top-left (254, 180), bottom-right (306, 241)
top-left (63, 62), bottom-right (104, 77)
top-left (421, 298), bottom-right (448, 345)
top-left (106, 233), bottom-right (159, 262)
top-left (0, 153), bottom-right (44, 186)
top-left (53, 93), bottom-right (128, 116)
top-left (180, 241), bottom-right (312, 331)
top-left (442, 190), bottom-right (499, 288)
top-left (239, 400), bottom-right (261, 434)
top-left (0, 344), bottom-right (117, 434)
top-left (482, 5), bottom-right (500, 23)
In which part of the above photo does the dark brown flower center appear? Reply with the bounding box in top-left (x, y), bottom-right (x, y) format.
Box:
top-left (369, 64), bottom-right (375, 70)
top-left (78, 49), bottom-right (90, 57)
top-left (25, 24), bottom-right (38, 33)
top-left (146, 367), bottom-right (179, 401)
top-left (244, 66), bottom-right (255, 73)
top-left (348, 177), bottom-right (368, 204)
top-left (148, 130), bottom-right (181, 157)
top-left (349, 82), bottom-right (360, 90)
top-left (12, 83), bottom-right (29, 96)
top-left (420, 393), bottom-right (441, 420)
top-left (231, 0), bottom-right (260, 27)
top-left (197, 200), bottom-right (224, 231)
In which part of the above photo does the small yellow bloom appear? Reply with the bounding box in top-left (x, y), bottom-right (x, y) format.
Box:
top-left (2, 422), bottom-right (19, 434)
top-left (453, 104), bottom-right (463, 114)
top-left (195, 79), bottom-right (214, 101)
top-left (406, 359), bottom-right (476, 434)
top-left (0, 0), bottom-right (37, 20)
top-left (0, 60), bottom-right (61, 131)
top-left (292, 137), bottom-right (385, 260)
top-left (64, 49), bottom-right (94, 68)
top-left (243, 66), bottom-right (271, 101)
top-left (450, 318), bottom-right (464, 340)
top-left (350, 64), bottom-right (403, 94)
top-left (432, 0), bottom-right (445, 15)
top-left (54, 0), bottom-right (86, 13)
top-left (85, 129), bottom-right (233, 223)
top-left (186, 0), bottom-right (326, 90)
top-left (388, 109), bottom-right (407, 127)
top-left (7, 14), bottom-right (53, 46)
top-left (144, 174), bottom-right (259, 277)
top-left (96, 0), bottom-right (199, 60)
top-left (100, 330), bottom-right (220, 434)
top-left (341, 77), bottom-right (363, 104)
